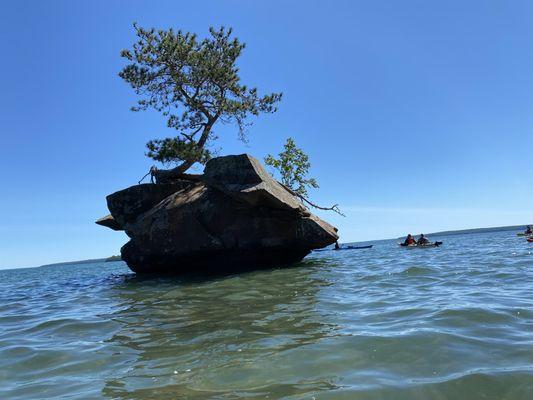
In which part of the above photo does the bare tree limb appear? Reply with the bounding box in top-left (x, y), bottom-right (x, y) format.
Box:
top-left (281, 184), bottom-right (346, 217)
top-left (138, 171), bottom-right (151, 184)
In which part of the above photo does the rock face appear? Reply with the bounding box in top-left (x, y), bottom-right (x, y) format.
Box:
top-left (96, 154), bottom-right (338, 274)
top-left (95, 214), bottom-right (122, 231)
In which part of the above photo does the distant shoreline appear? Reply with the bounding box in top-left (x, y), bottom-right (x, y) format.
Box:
top-left (0, 256), bottom-right (123, 272)
top-left (427, 224), bottom-right (532, 237)
top-left (335, 224), bottom-right (533, 247)
top-left (36, 255), bottom-right (123, 268)
top-left (2, 224), bottom-right (531, 271)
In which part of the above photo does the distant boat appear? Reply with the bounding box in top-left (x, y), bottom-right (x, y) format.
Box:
top-left (399, 241), bottom-right (443, 248)
top-left (314, 245), bottom-right (373, 252)
top-left (337, 245), bottom-right (373, 250)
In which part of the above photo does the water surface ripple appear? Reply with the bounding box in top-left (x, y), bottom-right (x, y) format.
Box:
top-left (1, 230), bottom-right (533, 399)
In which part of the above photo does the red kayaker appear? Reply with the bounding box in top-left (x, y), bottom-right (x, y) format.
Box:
top-left (403, 234), bottom-right (416, 246)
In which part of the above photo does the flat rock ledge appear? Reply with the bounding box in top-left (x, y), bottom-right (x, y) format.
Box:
top-left (96, 154), bottom-right (338, 274)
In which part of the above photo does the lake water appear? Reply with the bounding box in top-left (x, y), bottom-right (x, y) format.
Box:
top-left (1, 230), bottom-right (533, 399)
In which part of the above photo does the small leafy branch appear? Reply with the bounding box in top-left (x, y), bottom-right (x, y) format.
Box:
top-left (265, 138), bottom-right (318, 197)
top-left (265, 138), bottom-right (344, 216)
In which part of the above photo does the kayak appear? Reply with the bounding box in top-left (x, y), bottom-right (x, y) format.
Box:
top-left (528, 238), bottom-right (533, 243)
top-left (337, 245), bottom-right (373, 250)
top-left (399, 242), bottom-right (442, 248)
top-left (315, 245), bottom-right (374, 252)
top-left (517, 233), bottom-right (527, 236)
top-left (399, 241), bottom-right (443, 248)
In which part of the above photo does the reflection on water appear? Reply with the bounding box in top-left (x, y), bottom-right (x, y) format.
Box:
top-left (102, 262), bottom-right (339, 399)
top-left (1, 230), bottom-right (533, 399)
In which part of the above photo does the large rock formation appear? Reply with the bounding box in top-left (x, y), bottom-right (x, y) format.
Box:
top-left (96, 154), bottom-right (338, 274)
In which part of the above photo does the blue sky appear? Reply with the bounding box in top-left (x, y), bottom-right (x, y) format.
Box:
top-left (1, 0), bottom-right (532, 268)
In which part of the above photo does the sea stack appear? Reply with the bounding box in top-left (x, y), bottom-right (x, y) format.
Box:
top-left (96, 154), bottom-right (338, 274)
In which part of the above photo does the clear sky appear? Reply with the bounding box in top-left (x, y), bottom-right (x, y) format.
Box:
top-left (1, 0), bottom-right (532, 269)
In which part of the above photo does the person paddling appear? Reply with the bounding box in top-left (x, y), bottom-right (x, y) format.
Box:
top-left (403, 234), bottom-right (416, 246)
top-left (334, 241), bottom-right (340, 250)
top-left (417, 234), bottom-right (429, 245)
top-left (526, 226), bottom-right (532, 235)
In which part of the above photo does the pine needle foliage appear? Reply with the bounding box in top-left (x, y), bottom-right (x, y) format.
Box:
top-left (119, 24), bottom-right (282, 172)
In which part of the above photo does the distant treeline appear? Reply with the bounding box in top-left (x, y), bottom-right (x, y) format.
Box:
top-left (38, 255), bottom-right (122, 268)
top-left (428, 224), bottom-right (532, 237)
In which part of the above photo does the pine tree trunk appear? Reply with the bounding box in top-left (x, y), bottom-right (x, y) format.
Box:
top-left (152, 120), bottom-right (215, 183)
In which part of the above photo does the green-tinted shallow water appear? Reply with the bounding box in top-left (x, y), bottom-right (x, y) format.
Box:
top-left (1, 230), bottom-right (533, 399)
